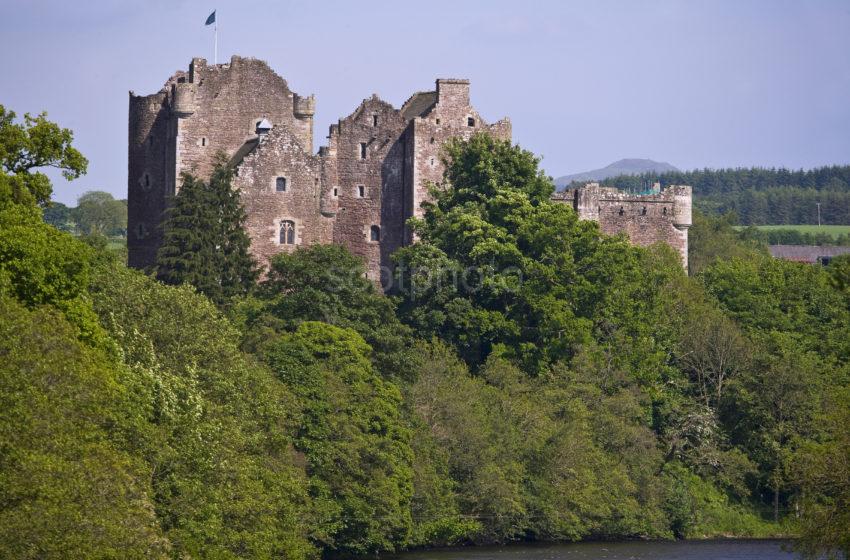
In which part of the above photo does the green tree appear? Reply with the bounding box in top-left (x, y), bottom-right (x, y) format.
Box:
top-left (687, 211), bottom-right (765, 275)
top-left (261, 322), bottom-right (414, 555)
top-left (394, 133), bottom-right (682, 380)
top-left (700, 255), bottom-right (850, 362)
top-left (0, 105), bottom-right (87, 207)
top-left (42, 200), bottom-right (74, 231)
top-left (0, 297), bottom-right (169, 559)
top-left (242, 243), bottom-right (416, 379)
top-left (0, 203), bottom-right (105, 345)
top-left (793, 387), bottom-right (850, 559)
top-left (723, 333), bottom-right (823, 521)
top-left (157, 160), bottom-right (257, 306)
top-left (826, 254), bottom-right (850, 303)
top-left (73, 190), bottom-right (127, 236)
top-left (89, 263), bottom-right (315, 559)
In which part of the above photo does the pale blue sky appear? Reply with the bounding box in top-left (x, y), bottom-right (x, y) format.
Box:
top-left (1, 0), bottom-right (849, 205)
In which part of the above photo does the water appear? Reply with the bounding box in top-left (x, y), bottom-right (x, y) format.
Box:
top-left (392, 540), bottom-right (798, 560)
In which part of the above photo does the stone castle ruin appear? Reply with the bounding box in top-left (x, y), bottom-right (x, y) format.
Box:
top-left (128, 56), bottom-right (691, 282)
top-left (552, 182), bottom-right (692, 267)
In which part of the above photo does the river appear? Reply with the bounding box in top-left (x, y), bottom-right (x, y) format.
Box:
top-left (392, 540), bottom-right (798, 559)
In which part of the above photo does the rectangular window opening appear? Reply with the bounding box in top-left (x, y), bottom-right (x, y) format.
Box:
top-left (359, 142), bottom-right (367, 159)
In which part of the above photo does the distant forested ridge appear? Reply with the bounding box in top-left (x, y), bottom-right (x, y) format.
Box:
top-left (585, 166), bottom-right (850, 225)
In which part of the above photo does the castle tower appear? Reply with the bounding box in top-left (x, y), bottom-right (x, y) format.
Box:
top-left (127, 56), bottom-right (316, 269)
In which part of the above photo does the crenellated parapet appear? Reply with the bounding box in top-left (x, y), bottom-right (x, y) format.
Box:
top-left (553, 182), bottom-right (693, 269)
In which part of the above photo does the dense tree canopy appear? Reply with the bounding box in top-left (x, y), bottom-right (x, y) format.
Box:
top-left (2, 106), bottom-right (848, 558)
top-left (394, 133), bottom-right (682, 381)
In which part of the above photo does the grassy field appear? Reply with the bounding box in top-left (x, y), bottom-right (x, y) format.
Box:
top-left (735, 224), bottom-right (850, 235)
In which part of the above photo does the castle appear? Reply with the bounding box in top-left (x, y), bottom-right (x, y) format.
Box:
top-left (128, 56), bottom-right (691, 284)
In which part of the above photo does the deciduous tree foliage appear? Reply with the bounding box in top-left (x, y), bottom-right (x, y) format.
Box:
top-left (261, 322), bottom-right (414, 555)
top-left (2, 108), bottom-right (849, 558)
top-left (240, 243), bottom-right (417, 379)
top-left (73, 190), bottom-right (127, 236)
top-left (0, 298), bottom-right (168, 560)
top-left (89, 263), bottom-right (315, 559)
top-left (0, 105), bottom-right (87, 207)
top-left (394, 133), bottom-right (683, 378)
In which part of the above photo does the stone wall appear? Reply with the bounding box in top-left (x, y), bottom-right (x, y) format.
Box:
top-left (408, 80), bottom-right (512, 229)
top-left (552, 183), bottom-right (692, 268)
top-left (232, 126), bottom-right (331, 268)
top-left (127, 89), bottom-right (172, 269)
top-left (324, 96), bottom-right (412, 282)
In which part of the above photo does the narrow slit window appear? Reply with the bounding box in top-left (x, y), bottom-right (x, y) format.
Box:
top-left (357, 185), bottom-right (365, 198)
top-left (333, 187), bottom-right (339, 197)
top-left (280, 220), bottom-right (296, 245)
top-left (373, 115), bottom-right (379, 127)
top-left (201, 137), bottom-right (207, 146)
top-left (144, 174), bottom-right (150, 188)
top-left (641, 206), bottom-right (647, 216)
top-left (370, 225), bottom-right (381, 241)
top-left (276, 177), bottom-right (287, 192)
top-left (360, 142), bottom-right (367, 159)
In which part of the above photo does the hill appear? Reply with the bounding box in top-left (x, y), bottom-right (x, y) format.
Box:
top-left (554, 158), bottom-right (679, 188)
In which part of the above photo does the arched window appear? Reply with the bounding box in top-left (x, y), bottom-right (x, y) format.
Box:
top-left (370, 225), bottom-right (381, 242)
top-left (280, 220), bottom-right (295, 245)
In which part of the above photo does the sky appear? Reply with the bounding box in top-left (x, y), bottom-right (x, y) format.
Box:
top-left (1, 0), bottom-right (849, 205)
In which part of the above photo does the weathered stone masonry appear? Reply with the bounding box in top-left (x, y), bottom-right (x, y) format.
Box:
top-left (128, 56), bottom-right (690, 281)
top-left (552, 182), bottom-right (692, 268)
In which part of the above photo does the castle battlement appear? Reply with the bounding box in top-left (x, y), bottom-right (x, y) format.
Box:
top-left (552, 182), bottom-right (692, 268)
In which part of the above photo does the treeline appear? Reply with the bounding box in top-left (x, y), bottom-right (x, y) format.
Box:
top-left (739, 227), bottom-right (850, 247)
top-left (2, 106), bottom-right (849, 559)
top-left (43, 190), bottom-right (127, 236)
top-left (585, 166), bottom-right (850, 225)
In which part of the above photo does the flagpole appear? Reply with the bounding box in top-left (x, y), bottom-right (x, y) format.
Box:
top-left (214, 15), bottom-right (218, 65)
